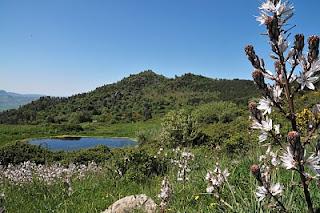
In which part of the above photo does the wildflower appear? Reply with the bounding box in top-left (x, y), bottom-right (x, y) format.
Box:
top-left (310, 58), bottom-right (320, 74)
top-left (175, 150), bottom-right (194, 182)
top-left (256, 183), bottom-right (283, 201)
top-left (64, 177), bottom-right (73, 196)
top-left (278, 34), bottom-right (289, 53)
top-left (256, 13), bottom-right (272, 25)
top-left (259, 0), bottom-right (278, 13)
top-left (159, 177), bottom-right (171, 210)
top-left (256, 186), bottom-right (268, 201)
top-left (259, 146), bottom-right (280, 167)
top-left (205, 164), bottom-right (229, 195)
top-left (257, 98), bottom-right (272, 115)
top-left (252, 118), bottom-right (273, 132)
top-left (252, 118), bottom-right (273, 142)
top-left (274, 124), bottom-right (280, 135)
top-left (296, 71), bottom-right (319, 90)
top-left (305, 154), bottom-right (320, 174)
top-left (281, 146), bottom-right (296, 170)
top-left (272, 85), bottom-right (283, 102)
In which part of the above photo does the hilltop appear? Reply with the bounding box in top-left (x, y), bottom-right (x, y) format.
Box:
top-left (0, 70), bottom-right (258, 124)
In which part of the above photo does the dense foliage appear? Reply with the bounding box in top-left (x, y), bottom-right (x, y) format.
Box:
top-left (0, 71), bottom-right (258, 124)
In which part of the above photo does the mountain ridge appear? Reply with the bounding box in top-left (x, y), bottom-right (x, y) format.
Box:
top-left (0, 70), bottom-right (258, 124)
top-left (0, 90), bottom-right (43, 112)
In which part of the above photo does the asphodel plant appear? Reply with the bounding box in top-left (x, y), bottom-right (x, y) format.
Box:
top-left (245, 0), bottom-right (320, 212)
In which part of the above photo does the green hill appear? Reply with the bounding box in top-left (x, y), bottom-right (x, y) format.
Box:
top-left (0, 70), bottom-right (258, 124)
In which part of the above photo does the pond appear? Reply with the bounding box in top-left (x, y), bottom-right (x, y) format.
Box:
top-left (29, 137), bottom-right (136, 152)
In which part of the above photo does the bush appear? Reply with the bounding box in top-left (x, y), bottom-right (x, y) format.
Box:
top-left (193, 101), bottom-right (242, 124)
top-left (0, 142), bottom-right (63, 165)
top-left (66, 145), bottom-right (112, 164)
top-left (159, 109), bottom-right (209, 147)
top-left (113, 150), bottom-right (167, 182)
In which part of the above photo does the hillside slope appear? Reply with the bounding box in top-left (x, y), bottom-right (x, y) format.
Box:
top-left (0, 71), bottom-right (258, 124)
top-left (0, 90), bottom-right (42, 111)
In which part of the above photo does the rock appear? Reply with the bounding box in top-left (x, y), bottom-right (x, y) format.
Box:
top-left (102, 194), bottom-right (157, 213)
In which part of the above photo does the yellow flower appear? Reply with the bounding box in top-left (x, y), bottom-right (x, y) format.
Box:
top-left (194, 195), bottom-right (199, 201)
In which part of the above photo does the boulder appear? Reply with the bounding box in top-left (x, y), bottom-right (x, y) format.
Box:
top-left (102, 194), bottom-right (157, 213)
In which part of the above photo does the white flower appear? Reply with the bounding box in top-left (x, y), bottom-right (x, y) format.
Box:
top-left (259, 146), bottom-right (280, 166)
top-left (256, 186), bottom-right (268, 201)
top-left (278, 34), bottom-right (288, 53)
top-left (252, 118), bottom-right (272, 132)
top-left (159, 177), bottom-right (171, 201)
top-left (276, 1), bottom-right (294, 18)
top-left (260, 0), bottom-right (277, 12)
top-left (257, 98), bottom-right (272, 115)
top-left (206, 186), bottom-right (215, 193)
top-left (273, 85), bottom-right (283, 102)
top-left (305, 154), bottom-right (320, 174)
top-left (281, 147), bottom-right (296, 170)
top-left (256, 13), bottom-right (271, 25)
top-left (270, 183), bottom-right (283, 196)
top-left (296, 71), bottom-right (319, 90)
top-left (259, 132), bottom-right (268, 143)
top-left (256, 183), bottom-right (283, 201)
top-left (252, 118), bottom-right (273, 143)
top-left (205, 164), bottom-right (229, 194)
top-left (274, 124), bottom-right (280, 135)
top-left (310, 58), bottom-right (320, 73)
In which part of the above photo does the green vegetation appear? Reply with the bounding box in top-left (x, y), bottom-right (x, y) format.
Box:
top-left (0, 71), bottom-right (258, 124)
top-left (0, 72), bottom-right (320, 212)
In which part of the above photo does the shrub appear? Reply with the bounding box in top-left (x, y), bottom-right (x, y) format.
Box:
top-left (113, 150), bottom-right (167, 182)
top-left (159, 109), bottom-right (209, 147)
top-left (0, 142), bottom-right (63, 166)
top-left (66, 145), bottom-right (112, 164)
top-left (193, 101), bottom-right (242, 124)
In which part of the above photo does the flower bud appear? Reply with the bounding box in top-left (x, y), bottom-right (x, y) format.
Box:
top-left (266, 16), bottom-right (280, 43)
top-left (274, 61), bottom-right (282, 76)
top-left (245, 45), bottom-right (261, 69)
top-left (250, 164), bottom-right (262, 181)
top-left (287, 131), bottom-right (303, 160)
top-left (287, 131), bottom-right (300, 144)
top-left (248, 101), bottom-right (257, 111)
top-left (308, 35), bottom-right (319, 64)
top-left (294, 34), bottom-right (305, 54)
top-left (252, 70), bottom-right (267, 89)
top-left (248, 101), bottom-right (262, 122)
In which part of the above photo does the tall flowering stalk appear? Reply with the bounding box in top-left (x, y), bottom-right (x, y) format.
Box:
top-left (245, 0), bottom-right (320, 212)
top-left (159, 177), bottom-right (172, 213)
top-left (171, 148), bottom-right (194, 184)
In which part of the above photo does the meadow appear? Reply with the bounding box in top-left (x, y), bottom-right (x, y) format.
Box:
top-left (1, 0), bottom-right (320, 212)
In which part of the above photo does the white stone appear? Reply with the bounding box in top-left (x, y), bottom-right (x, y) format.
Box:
top-left (102, 194), bottom-right (157, 213)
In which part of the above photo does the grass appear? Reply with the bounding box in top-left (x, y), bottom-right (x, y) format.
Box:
top-left (2, 146), bottom-right (320, 212)
top-left (1, 119), bottom-right (320, 212)
top-left (0, 119), bottom-right (161, 147)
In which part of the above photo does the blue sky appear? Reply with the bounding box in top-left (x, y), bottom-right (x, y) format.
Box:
top-left (0, 0), bottom-right (319, 96)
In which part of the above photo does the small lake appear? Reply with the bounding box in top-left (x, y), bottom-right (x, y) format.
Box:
top-left (29, 137), bottom-right (136, 152)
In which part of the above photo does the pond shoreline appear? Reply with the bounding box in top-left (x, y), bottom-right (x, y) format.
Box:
top-left (27, 136), bottom-right (137, 152)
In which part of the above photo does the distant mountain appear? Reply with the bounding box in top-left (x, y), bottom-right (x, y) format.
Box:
top-left (0, 71), bottom-right (259, 124)
top-left (0, 90), bottom-right (43, 111)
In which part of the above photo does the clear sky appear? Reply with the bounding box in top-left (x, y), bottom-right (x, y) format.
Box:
top-left (0, 0), bottom-right (319, 96)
